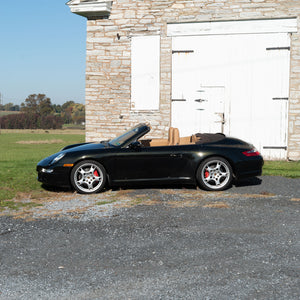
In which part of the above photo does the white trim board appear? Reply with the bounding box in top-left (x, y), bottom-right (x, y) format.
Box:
top-left (167, 18), bottom-right (297, 37)
top-left (67, 0), bottom-right (113, 18)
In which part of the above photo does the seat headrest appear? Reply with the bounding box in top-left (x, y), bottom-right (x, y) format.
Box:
top-left (168, 127), bottom-right (174, 145)
top-left (173, 128), bottom-right (180, 145)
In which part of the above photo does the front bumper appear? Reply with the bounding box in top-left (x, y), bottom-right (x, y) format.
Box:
top-left (37, 165), bottom-right (71, 187)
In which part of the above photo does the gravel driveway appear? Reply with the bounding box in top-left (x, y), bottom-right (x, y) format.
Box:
top-left (0, 176), bottom-right (299, 299)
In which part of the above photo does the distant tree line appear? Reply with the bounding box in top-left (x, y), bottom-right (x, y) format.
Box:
top-left (0, 113), bottom-right (64, 130)
top-left (0, 94), bottom-right (85, 130)
top-left (0, 103), bottom-right (20, 111)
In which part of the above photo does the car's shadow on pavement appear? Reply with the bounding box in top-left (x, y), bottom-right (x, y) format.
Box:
top-left (110, 178), bottom-right (263, 193)
top-left (233, 177), bottom-right (262, 187)
top-left (41, 184), bottom-right (73, 193)
top-left (110, 183), bottom-right (198, 192)
top-left (41, 178), bottom-right (263, 195)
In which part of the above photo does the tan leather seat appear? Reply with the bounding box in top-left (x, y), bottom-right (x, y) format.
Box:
top-left (173, 128), bottom-right (180, 145)
top-left (168, 127), bottom-right (174, 145)
top-left (190, 134), bottom-right (197, 143)
top-left (148, 127), bottom-right (182, 146)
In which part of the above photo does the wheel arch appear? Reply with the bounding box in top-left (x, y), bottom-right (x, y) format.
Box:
top-left (70, 157), bottom-right (110, 183)
top-left (195, 154), bottom-right (237, 179)
top-left (195, 155), bottom-right (235, 191)
top-left (70, 159), bottom-right (109, 194)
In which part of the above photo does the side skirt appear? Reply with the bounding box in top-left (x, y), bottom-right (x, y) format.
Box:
top-left (111, 177), bottom-right (195, 186)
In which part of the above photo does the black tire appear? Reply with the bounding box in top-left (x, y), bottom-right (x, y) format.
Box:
top-left (197, 157), bottom-right (233, 191)
top-left (70, 160), bottom-right (106, 194)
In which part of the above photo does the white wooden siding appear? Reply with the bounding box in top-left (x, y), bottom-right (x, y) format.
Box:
top-left (172, 32), bottom-right (291, 159)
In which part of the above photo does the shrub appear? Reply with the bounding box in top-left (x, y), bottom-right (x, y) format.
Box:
top-left (0, 113), bottom-right (64, 129)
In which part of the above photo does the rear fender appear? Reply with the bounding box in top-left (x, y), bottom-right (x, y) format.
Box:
top-left (195, 154), bottom-right (237, 179)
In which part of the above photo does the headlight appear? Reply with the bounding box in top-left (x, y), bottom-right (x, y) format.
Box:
top-left (50, 153), bottom-right (65, 165)
top-left (41, 168), bottom-right (54, 173)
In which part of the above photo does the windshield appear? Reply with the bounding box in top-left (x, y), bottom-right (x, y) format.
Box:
top-left (109, 124), bottom-right (149, 147)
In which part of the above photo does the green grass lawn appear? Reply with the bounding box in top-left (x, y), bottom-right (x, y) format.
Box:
top-left (63, 123), bottom-right (85, 130)
top-left (0, 131), bottom-right (85, 206)
top-left (262, 160), bottom-right (300, 178)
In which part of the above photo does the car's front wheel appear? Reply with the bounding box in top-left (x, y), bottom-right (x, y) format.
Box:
top-left (70, 160), bottom-right (106, 194)
top-left (197, 157), bottom-right (233, 191)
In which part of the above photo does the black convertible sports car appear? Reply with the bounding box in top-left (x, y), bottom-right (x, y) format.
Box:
top-left (37, 123), bottom-right (263, 194)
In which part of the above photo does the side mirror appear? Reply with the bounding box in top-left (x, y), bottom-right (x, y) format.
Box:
top-left (129, 141), bottom-right (142, 150)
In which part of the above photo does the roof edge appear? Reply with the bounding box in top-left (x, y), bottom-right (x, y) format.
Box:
top-left (67, 0), bottom-right (113, 19)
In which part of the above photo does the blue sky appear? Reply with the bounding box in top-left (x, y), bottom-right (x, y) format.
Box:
top-left (0, 0), bottom-right (86, 105)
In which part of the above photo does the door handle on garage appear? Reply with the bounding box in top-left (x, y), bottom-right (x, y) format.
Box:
top-left (170, 153), bottom-right (183, 158)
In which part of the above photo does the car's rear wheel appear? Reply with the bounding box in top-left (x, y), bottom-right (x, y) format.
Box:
top-left (197, 157), bottom-right (233, 191)
top-left (70, 160), bottom-right (106, 194)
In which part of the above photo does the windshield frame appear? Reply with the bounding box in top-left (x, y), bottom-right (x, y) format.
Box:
top-left (109, 123), bottom-right (150, 148)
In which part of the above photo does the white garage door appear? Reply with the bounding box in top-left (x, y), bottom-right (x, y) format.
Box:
top-left (170, 19), bottom-right (296, 160)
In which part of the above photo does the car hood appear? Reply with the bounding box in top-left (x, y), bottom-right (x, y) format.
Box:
top-left (62, 141), bottom-right (110, 152)
top-left (37, 142), bottom-right (111, 167)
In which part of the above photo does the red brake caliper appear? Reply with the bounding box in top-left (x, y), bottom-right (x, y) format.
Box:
top-left (93, 170), bottom-right (99, 177)
top-left (204, 170), bottom-right (209, 178)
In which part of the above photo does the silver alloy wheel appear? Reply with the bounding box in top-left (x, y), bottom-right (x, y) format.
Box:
top-left (200, 159), bottom-right (231, 190)
top-left (73, 162), bottom-right (104, 193)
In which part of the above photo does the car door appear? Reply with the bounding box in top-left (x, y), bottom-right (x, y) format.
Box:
top-left (112, 145), bottom-right (193, 182)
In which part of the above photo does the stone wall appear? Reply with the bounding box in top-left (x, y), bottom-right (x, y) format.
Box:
top-left (85, 0), bottom-right (300, 160)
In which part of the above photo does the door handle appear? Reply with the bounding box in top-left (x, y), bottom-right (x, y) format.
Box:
top-left (170, 153), bottom-right (183, 158)
top-left (214, 112), bottom-right (225, 124)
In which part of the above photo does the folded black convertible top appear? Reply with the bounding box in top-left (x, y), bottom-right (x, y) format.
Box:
top-left (195, 133), bottom-right (226, 144)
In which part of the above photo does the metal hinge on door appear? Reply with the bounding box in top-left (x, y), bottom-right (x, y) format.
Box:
top-left (266, 47), bottom-right (290, 51)
top-left (263, 146), bottom-right (287, 150)
top-left (172, 50), bottom-right (194, 54)
top-left (194, 99), bottom-right (207, 103)
top-left (172, 99), bottom-right (186, 102)
top-left (272, 97), bottom-right (289, 101)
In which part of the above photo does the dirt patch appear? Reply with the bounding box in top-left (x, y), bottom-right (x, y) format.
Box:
top-left (203, 202), bottom-right (230, 209)
top-left (259, 191), bottom-right (276, 196)
top-left (168, 200), bottom-right (202, 208)
top-left (290, 198), bottom-right (300, 202)
top-left (0, 188), bottom-right (281, 221)
top-left (229, 193), bottom-right (275, 199)
top-left (16, 139), bottom-right (64, 144)
top-left (2, 129), bottom-right (85, 135)
top-left (160, 189), bottom-right (178, 195)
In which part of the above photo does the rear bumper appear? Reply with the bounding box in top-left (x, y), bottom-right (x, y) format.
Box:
top-left (234, 156), bottom-right (264, 179)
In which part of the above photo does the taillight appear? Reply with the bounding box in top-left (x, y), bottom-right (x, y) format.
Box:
top-left (242, 149), bottom-right (260, 157)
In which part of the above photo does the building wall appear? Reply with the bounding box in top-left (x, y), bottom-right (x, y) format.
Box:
top-left (85, 0), bottom-right (300, 160)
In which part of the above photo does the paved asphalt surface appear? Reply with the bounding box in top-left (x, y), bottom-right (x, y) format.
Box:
top-left (0, 176), bottom-right (299, 299)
